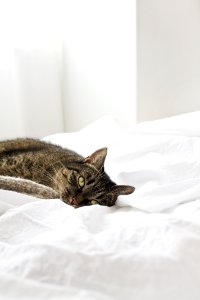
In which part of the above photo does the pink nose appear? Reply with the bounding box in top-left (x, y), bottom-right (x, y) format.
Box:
top-left (69, 197), bottom-right (79, 206)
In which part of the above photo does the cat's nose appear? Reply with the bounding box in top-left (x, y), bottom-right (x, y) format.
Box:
top-left (69, 197), bottom-right (79, 207)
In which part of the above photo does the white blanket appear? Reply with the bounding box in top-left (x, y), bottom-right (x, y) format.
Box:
top-left (1, 112), bottom-right (200, 299)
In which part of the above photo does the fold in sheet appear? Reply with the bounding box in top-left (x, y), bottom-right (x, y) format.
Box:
top-left (0, 112), bottom-right (200, 299)
top-left (0, 199), bottom-right (200, 299)
top-left (44, 112), bottom-right (200, 212)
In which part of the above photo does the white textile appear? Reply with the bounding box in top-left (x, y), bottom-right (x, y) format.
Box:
top-left (1, 112), bottom-right (200, 299)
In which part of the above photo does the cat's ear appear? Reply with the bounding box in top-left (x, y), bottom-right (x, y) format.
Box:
top-left (111, 185), bottom-right (135, 196)
top-left (84, 148), bottom-right (107, 171)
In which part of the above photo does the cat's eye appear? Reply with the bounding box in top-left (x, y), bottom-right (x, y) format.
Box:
top-left (78, 176), bottom-right (85, 187)
top-left (91, 200), bottom-right (98, 205)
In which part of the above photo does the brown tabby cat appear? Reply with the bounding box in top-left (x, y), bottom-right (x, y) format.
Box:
top-left (0, 139), bottom-right (134, 207)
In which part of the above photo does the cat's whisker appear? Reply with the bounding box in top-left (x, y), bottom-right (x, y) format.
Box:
top-left (96, 172), bottom-right (106, 182)
top-left (43, 159), bottom-right (70, 189)
top-left (28, 164), bottom-right (57, 187)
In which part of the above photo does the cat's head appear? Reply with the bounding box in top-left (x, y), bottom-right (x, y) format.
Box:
top-left (57, 148), bottom-right (134, 208)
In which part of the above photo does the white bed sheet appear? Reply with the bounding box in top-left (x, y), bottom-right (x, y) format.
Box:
top-left (1, 112), bottom-right (200, 299)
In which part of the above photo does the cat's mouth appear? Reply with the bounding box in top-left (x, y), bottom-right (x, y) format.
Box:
top-left (61, 191), bottom-right (81, 207)
top-left (67, 197), bottom-right (98, 208)
top-left (67, 196), bottom-right (86, 208)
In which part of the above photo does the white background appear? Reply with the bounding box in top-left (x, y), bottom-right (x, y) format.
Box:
top-left (0, 0), bottom-right (136, 138)
top-left (137, 0), bottom-right (200, 122)
top-left (1, 0), bottom-right (200, 138)
top-left (62, 0), bottom-right (136, 131)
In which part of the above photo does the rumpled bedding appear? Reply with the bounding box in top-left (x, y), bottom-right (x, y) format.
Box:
top-left (1, 112), bottom-right (200, 299)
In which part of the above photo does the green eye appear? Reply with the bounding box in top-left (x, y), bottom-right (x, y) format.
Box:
top-left (91, 200), bottom-right (98, 205)
top-left (78, 176), bottom-right (85, 187)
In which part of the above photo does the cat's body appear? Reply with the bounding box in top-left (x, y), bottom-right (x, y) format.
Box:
top-left (0, 139), bottom-right (134, 207)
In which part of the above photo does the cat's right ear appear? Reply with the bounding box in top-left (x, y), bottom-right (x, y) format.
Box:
top-left (111, 185), bottom-right (135, 196)
top-left (84, 148), bottom-right (107, 171)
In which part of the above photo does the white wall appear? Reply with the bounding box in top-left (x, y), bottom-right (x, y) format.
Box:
top-left (62, 0), bottom-right (136, 131)
top-left (137, 0), bottom-right (200, 122)
top-left (0, 0), bottom-right (136, 138)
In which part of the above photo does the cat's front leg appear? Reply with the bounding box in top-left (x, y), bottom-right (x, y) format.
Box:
top-left (0, 176), bottom-right (59, 199)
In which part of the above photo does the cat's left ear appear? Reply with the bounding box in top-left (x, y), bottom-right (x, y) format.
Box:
top-left (111, 185), bottom-right (135, 196)
top-left (84, 148), bottom-right (107, 171)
